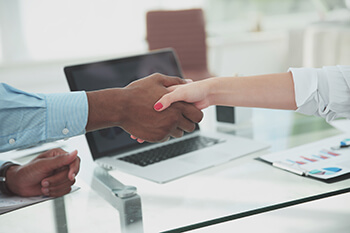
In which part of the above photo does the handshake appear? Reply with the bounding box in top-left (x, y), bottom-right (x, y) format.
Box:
top-left (85, 73), bottom-right (205, 143)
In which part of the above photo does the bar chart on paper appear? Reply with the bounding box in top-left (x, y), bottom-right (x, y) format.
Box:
top-left (259, 134), bottom-right (350, 180)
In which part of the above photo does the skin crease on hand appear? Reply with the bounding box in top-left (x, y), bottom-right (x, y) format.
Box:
top-left (5, 148), bottom-right (80, 197)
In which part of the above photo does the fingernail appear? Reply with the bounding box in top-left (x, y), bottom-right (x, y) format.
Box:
top-left (184, 79), bottom-right (193, 83)
top-left (65, 150), bottom-right (77, 157)
top-left (71, 173), bottom-right (76, 181)
top-left (154, 102), bottom-right (163, 111)
top-left (43, 188), bottom-right (49, 195)
top-left (42, 181), bottom-right (50, 187)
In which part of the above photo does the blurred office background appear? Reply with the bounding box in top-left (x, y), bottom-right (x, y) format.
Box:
top-left (0, 0), bottom-right (349, 91)
top-left (1, 3), bottom-right (350, 231)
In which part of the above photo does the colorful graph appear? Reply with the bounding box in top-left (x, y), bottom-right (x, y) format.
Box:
top-left (262, 137), bottom-right (349, 180)
top-left (320, 149), bottom-right (340, 157)
top-left (323, 167), bottom-right (342, 172)
top-left (341, 138), bottom-right (350, 146)
top-left (287, 159), bottom-right (306, 165)
top-left (312, 154), bottom-right (329, 160)
top-left (301, 156), bottom-right (317, 162)
top-left (309, 169), bottom-right (325, 175)
top-left (309, 167), bottom-right (342, 176)
top-left (287, 148), bottom-right (342, 166)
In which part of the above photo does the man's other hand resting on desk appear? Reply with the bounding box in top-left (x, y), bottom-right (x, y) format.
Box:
top-left (1, 148), bottom-right (80, 197)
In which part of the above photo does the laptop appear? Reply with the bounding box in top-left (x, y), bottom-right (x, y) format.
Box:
top-left (64, 49), bottom-right (269, 183)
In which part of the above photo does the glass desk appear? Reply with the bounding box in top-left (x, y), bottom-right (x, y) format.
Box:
top-left (1, 107), bottom-right (349, 233)
top-left (186, 191), bottom-right (350, 233)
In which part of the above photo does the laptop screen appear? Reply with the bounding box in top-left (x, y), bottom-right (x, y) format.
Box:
top-left (64, 49), bottom-right (198, 159)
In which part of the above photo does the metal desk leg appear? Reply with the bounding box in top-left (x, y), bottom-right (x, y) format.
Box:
top-left (53, 197), bottom-right (68, 233)
top-left (92, 167), bottom-right (144, 233)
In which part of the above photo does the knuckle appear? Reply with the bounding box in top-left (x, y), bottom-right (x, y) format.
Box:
top-left (150, 131), bottom-right (166, 142)
top-left (53, 147), bottom-right (66, 153)
top-left (153, 72), bottom-right (163, 79)
top-left (174, 131), bottom-right (184, 138)
top-left (196, 111), bottom-right (204, 122)
top-left (171, 102), bottom-right (183, 111)
top-left (156, 135), bottom-right (167, 142)
top-left (160, 136), bottom-right (170, 143)
top-left (187, 123), bottom-right (196, 132)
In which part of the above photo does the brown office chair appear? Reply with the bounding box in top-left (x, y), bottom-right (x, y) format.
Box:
top-left (146, 8), bottom-right (213, 81)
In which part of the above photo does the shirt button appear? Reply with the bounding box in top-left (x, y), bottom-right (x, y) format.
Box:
top-left (62, 128), bottom-right (69, 135)
top-left (9, 138), bottom-right (16, 144)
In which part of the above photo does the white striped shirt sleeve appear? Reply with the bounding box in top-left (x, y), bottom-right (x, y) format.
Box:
top-left (289, 65), bottom-right (350, 122)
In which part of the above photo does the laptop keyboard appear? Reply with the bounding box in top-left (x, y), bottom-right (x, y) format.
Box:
top-left (118, 136), bottom-right (222, 167)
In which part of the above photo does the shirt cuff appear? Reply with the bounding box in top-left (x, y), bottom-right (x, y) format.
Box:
top-left (289, 67), bottom-right (323, 116)
top-left (43, 91), bottom-right (88, 141)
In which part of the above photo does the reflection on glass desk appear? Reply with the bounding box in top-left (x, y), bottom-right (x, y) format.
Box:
top-left (1, 108), bottom-right (349, 233)
top-left (0, 178), bottom-right (121, 233)
top-left (186, 191), bottom-right (350, 233)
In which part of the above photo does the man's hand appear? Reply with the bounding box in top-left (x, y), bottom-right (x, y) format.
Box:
top-left (86, 73), bottom-right (203, 142)
top-left (6, 148), bottom-right (80, 197)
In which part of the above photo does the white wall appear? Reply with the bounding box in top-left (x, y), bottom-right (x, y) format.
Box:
top-left (1, 1), bottom-right (349, 91)
top-left (208, 31), bottom-right (290, 77)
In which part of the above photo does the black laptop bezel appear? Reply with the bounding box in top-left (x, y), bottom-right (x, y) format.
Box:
top-left (64, 48), bottom-right (200, 160)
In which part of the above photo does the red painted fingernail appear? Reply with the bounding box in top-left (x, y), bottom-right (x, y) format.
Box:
top-left (154, 102), bottom-right (163, 111)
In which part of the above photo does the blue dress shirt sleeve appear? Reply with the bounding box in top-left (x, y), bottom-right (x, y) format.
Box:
top-left (0, 83), bottom-right (88, 152)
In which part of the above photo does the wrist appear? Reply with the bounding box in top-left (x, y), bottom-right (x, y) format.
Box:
top-left (0, 162), bottom-right (20, 195)
top-left (86, 88), bottom-right (125, 131)
top-left (204, 77), bottom-right (220, 106)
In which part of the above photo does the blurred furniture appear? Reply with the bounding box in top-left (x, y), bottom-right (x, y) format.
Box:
top-left (146, 8), bottom-right (212, 81)
top-left (303, 20), bottom-right (350, 67)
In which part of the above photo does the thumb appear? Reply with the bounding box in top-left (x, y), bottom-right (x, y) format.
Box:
top-left (154, 91), bottom-right (181, 111)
